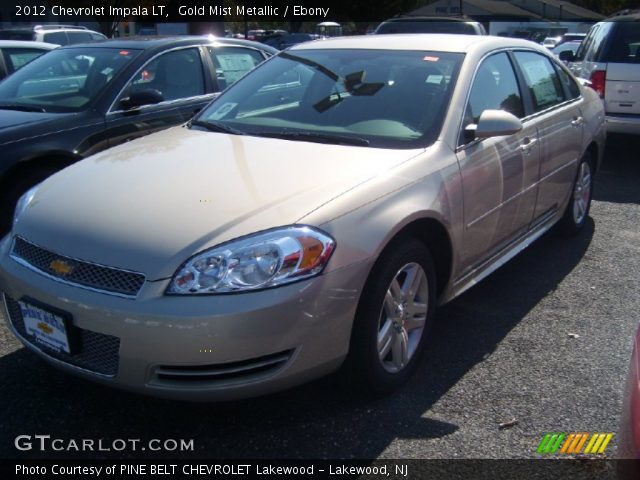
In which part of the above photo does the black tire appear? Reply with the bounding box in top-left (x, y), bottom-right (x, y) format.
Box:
top-left (0, 167), bottom-right (60, 236)
top-left (557, 152), bottom-right (594, 236)
top-left (344, 237), bottom-right (437, 394)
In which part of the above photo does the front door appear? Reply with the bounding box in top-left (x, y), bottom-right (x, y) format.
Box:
top-left (456, 52), bottom-right (540, 273)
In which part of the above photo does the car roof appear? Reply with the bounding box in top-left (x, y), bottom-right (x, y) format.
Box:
top-left (292, 34), bottom-right (540, 54)
top-left (0, 40), bottom-right (58, 49)
top-left (58, 35), bottom-right (277, 53)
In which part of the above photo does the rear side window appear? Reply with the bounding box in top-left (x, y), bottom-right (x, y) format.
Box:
top-left (555, 64), bottom-right (581, 100)
top-left (606, 22), bottom-right (640, 63)
top-left (43, 31), bottom-right (68, 45)
top-left (207, 46), bottom-right (265, 90)
top-left (513, 51), bottom-right (565, 112)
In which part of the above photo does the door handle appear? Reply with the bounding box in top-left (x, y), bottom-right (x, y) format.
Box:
top-left (571, 116), bottom-right (584, 127)
top-left (519, 137), bottom-right (537, 154)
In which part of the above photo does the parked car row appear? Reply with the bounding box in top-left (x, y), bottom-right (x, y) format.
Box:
top-left (0, 24), bottom-right (106, 45)
top-left (0, 33), bottom-right (605, 402)
top-left (0, 36), bottom-right (277, 234)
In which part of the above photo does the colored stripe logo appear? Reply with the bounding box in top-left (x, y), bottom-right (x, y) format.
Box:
top-left (537, 433), bottom-right (613, 455)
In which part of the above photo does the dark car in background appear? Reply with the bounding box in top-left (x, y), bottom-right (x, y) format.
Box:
top-left (0, 25), bottom-right (106, 45)
top-left (374, 16), bottom-right (487, 35)
top-left (263, 33), bottom-right (322, 50)
top-left (0, 36), bottom-right (276, 234)
top-left (0, 41), bottom-right (57, 80)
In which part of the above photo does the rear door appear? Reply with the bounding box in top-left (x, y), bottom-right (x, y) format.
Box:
top-left (603, 22), bottom-right (640, 115)
top-left (512, 51), bottom-right (584, 223)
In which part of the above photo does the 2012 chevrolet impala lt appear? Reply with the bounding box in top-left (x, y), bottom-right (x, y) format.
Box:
top-left (0, 35), bottom-right (605, 400)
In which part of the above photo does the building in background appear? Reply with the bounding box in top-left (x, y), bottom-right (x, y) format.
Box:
top-left (404, 0), bottom-right (604, 39)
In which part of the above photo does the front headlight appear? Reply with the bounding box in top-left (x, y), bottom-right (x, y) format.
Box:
top-left (167, 226), bottom-right (335, 294)
top-left (13, 184), bottom-right (39, 228)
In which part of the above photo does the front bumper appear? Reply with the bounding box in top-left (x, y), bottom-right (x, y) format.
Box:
top-left (605, 114), bottom-right (640, 135)
top-left (0, 235), bottom-right (371, 401)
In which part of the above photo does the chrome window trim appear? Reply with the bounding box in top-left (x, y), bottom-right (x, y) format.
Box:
top-left (456, 47), bottom-right (583, 151)
top-left (107, 43), bottom-right (269, 115)
top-left (9, 236), bottom-right (145, 299)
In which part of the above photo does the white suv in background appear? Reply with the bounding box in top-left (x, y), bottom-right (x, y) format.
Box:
top-left (562, 13), bottom-right (640, 135)
top-left (0, 25), bottom-right (106, 46)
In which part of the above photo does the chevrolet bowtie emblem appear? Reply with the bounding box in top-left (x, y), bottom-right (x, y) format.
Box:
top-left (49, 259), bottom-right (74, 276)
top-left (37, 322), bottom-right (53, 335)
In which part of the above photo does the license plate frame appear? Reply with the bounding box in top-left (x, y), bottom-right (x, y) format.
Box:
top-left (18, 298), bottom-right (78, 354)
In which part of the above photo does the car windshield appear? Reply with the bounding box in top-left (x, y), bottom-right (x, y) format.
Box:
top-left (196, 49), bottom-right (463, 149)
top-left (0, 47), bottom-right (140, 113)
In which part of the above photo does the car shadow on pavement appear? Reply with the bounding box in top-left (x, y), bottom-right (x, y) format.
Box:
top-left (0, 220), bottom-right (594, 460)
top-left (594, 134), bottom-right (640, 205)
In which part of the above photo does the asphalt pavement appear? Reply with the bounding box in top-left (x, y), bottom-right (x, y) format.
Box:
top-left (1, 135), bottom-right (639, 465)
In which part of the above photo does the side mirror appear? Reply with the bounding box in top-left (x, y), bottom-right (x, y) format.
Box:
top-left (559, 50), bottom-right (576, 62)
top-left (120, 89), bottom-right (164, 110)
top-left (465, 109), bottom-right (522, 141)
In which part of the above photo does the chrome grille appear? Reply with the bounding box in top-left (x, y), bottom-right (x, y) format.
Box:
top-left (4, 295), bottom-right (120, 376)
top-left (11, 237), bottom-right (145, 297)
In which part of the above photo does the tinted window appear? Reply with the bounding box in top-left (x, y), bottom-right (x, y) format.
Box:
top-left (465, 52), bottom-right (524, 126)
top-left (606, 22), bottom-right (640, 63)
top-left (0, 31), bottom-right (34, 41)
top-left (375, 21), bottom-right (477, 35)
top-left (2, 48), bottom-right (49, 73)
top-left (43, 31), bottom-right (69, 45)
top-left (0, 47), bottom-right (140, 112)
top-left (199, 49), bottom-right (463, 149)
top-left (578, 22), bottom-right (613, 62)
top-left (121, 48), bottom-right (205, 104)
top-left (555, 64), bottom-right (581, 100)
top-left (513, 51), bottom-right (565, 112)
top-left (66, 31), bottom-right (94, 44)
top-left (207, 46), bottom-right (264, 90)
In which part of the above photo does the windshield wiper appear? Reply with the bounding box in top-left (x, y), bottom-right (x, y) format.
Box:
top-left (0, 104), bottom-right (47, 113)
top-left (255, 131), bottom-right (369, 147)
top-left (189, 119), bottom-right (246, 136)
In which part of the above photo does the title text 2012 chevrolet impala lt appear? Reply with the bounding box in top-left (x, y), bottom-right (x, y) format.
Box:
top-left (0, 35), bottom-right (605, 400)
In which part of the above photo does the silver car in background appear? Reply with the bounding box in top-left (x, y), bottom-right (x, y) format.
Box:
top-left (0, 35), bottom-right (605, 400)
top-left (563, 15), bottom-right (640, 135)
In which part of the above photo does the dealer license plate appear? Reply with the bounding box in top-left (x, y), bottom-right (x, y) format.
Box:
top-left (18, 301), bottom-right (71, 354)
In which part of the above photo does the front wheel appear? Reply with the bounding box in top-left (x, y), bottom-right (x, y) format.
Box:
top-left (345, 238), bottom-right (437, 394)
top-left (558, 153), bottom-right (594, 236)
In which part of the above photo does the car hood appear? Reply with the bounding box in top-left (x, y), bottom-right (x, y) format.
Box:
top-left (0, 109), bottom-right (64, 138)
top-left (15, 126), bottom-right (420, 280)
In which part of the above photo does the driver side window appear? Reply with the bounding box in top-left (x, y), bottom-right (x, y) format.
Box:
top-left (119, 48), bottom-right (205, 107)
top-left (460, 52), bottom-right (524, 146)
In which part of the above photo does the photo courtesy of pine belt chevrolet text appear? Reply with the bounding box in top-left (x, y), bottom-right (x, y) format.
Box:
top-left (0, 34), bottom-right (605, 401)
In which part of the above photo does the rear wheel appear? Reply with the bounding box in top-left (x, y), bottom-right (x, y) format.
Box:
top-left (345, 238), bottom-right (436, 394)
top-left (558, 153), bottom-right (594, 236)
